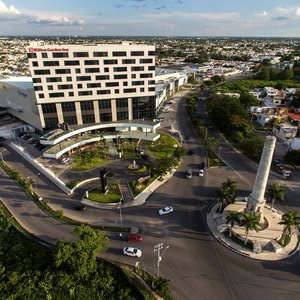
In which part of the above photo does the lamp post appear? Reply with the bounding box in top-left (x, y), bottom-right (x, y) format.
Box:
top-left (218, 146), bottom-right (222, 161)
top-left (0, 149), bottom-right (7, 163)
top-left (118, 198), bottom-right (123, 235)
top-left (27, 172), bottom-right (41, 193)
top-left (153, 243), bottom-right (170, 278)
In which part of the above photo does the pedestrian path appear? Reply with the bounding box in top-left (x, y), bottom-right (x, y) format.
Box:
top-left (106, 139), bottom-right (119, 157)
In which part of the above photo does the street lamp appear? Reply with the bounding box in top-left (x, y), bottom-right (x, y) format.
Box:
top-left (117, 198), bottom-right (123, 235)
top-left (27, 173), bottom-right (41, 193)
top-left (0, 148), bottom-right (7, 163)
top-left (218, 146), bottom-right (222, 161)
top-left (154, 243), bottom-right (170, 278)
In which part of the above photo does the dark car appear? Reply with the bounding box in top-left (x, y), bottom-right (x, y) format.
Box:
top-left (0, 136), bottom-right (5, 141)
top-left (74, 204), bottom-right (87, 211)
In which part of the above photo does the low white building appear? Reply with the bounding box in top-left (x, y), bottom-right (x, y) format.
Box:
top-left (272, 123), bottom-right (298, 142)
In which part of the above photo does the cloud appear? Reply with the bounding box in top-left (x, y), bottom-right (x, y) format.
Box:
top-left (176, 0), bottom-right (183, 4)
top-left (272, 16), bottom-right (289, 21)
top-left (0, 0), bottom-right (20, 15)
top-left (28, 17), bottom-right (84, 26)
top-left (155, 6), bottom-right (167, 10)
top-left (296, 8), bottom-right (300, 17)
top-left (257, 10), bottom-right (267, 17)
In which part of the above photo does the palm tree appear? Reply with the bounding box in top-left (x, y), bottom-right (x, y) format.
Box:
top-left (26, 177), bottom-right (36, 194)
top-left (226, 211), bottom-right (241, 237)
top-left (222, 178), bottom-right (237, 204)
top-left (268, 183), bottom-right (285, 210)
top-left (216, 187), bottom-right (228, 213)
top-left (279, 210), bottom-right (300, 243)
top-left (241, 212), bottom-right (260, 245)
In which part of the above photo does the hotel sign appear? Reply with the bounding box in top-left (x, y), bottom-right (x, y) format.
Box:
top-left (28, 48), bottom-right (69, 52)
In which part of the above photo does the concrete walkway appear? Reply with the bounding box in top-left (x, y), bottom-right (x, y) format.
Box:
top-left (207, 200), bottom-right (299, 260)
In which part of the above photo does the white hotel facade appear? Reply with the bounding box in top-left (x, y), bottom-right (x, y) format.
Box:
top-left (27, 41), bottom-right (156, 130)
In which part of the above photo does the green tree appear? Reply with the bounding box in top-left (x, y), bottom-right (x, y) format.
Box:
top-left (54, 224), bottom-right (110, 280)
top-left (239, 91), bottom-right (259, 108)
top-left (267, 183), bottom-right (285, 210)
top-left (279, 210), bottom-right (300, 243)
top-left (216, 186), bottom-right (229, 213)
top-left (226, 211), bottom-right (241, 237)
top-left (216, 178), bottom-right (237, 212)
top-left (187, 76), bottom-right (197, 85)
top-left (241, 212), bottom-right (260, 245)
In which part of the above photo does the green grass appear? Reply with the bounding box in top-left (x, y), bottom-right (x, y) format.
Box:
top-left (87, 183), bottom-right (121, 203)
top-left (147, 133), bottom-right (178, 158)
top-left (223, 229), bottom-right (253, 250)
top-left (71, 158), bottom-right (109, 171)
top-left (65, 179), bottom-right (85, 189)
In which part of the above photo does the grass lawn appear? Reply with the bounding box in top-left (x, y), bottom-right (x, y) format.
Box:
top-left (71, 158), bottom-right (109, 171)
top-left (147, 133), bottom-right (178, 158)
top-left (87, 183), bottom-right (121, 203)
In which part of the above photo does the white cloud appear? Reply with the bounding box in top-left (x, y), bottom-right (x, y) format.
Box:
top-left (257, 10), bottom-right (268, 17)
top-left (28, 17), bottom-right (84, 26)
top-left (0, 0), bottom-right (20, 15)
top-left (144, 11), bottom-right (239, 21)
top-left (296, 7), bottom-right (300, 17)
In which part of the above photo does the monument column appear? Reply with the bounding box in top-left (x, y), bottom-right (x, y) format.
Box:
top-left (246, 136), bottom-right (276, 217)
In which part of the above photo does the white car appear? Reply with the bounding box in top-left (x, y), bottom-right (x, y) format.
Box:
top-left (159, 206), bottom-right (174, 215)
top-left (199, 169), bottom-right (204, 177)
top-left (60, 157), bottom-right (70, 164)
top-left (123, 247), bottom-right (142, 257)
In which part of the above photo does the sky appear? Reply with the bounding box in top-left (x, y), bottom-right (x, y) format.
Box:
top-left (0, 0), bottom-right (300, 37)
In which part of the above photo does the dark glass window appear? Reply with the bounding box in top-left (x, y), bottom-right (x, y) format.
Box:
top-left (55, 69), bottom-right (71, 74)
top-left (27, 53), bottom-right (37, 59)
top-left (66, 77), bottom-right (72, 82)
top-left (122, 59), bottom-right (135, 64)
top-left (34, 86), bottom-right (43, 91)
top-left (77, 84), bottom-right (83, 88)
top-left (140, 58), bottom-right (153, 64)
top-left (49, 92), bottom-right (64, 98)
top-left (124, 88), bottom-right (136, 93)
top-left (82, 114), bottom-right (95, 124)
top-left (148, 87), bottom-right (155, 91)
top-left (42, 53), bottom-right (48, 58)
top-left (104, 67), bottom-right (109, 72)
top-left (73, 52), bottom-right (89, 57)
top-left (116, 98), bottom-right (128, 108)
top-left (100, 113), bottom-right (112, 122)
top-left (76, 76), bottom-right (91, 81)
top-left (44, 117), bottom-right (59, 128)
top-left (132, 96), bottom-right (155, 119)
top-left (148, 51), bottom-right (155, 56)
top-left (132, 81), bottom-right (144, 86)
top-left (33, 78), bottom-right (41, 83)
top-left (69, 92), bottom-right (74, 96)
top-left (148, 80), bottom-right (155, 85)
top-left (34, 69), bottom-right (50, 75)
top-left (131, 66), bottom-right (144, 71)
top-left (52, 52), bottom-right (69, 58)
top-left (98, 99), bottom-right (111, 109)
top-left (96, 75), bottom-right (109, 80)
top-left (113, 67), bottom-right (127, 72)
top-left (123, 82), bottom-right (128, 86)
top-left (46, 77), bottom-right (62, 83)
top-left (32, 61), bottom-right (38, 67)
top-left (85, 68), bottom-right (100, 73)
top-left (114, 74), bottom-right (127, 79)
top-left (75, 68), bottom-right (81, 74)
top-left (148, 66), bottom-right (155, 70)
top-left (58, 84), bottom-right (73, 90)
top-left (43, 61), bottom-right (59, 66)
top-left (61, 102), bottom-right (76, 112)
top-left (104, 59), bottom-right (118, 65)
top-left (115, 89), bottom-right (120, 94)
top-left (84, 60), bottom-right (99, 65)
top-left (63, 116), bottom-right (77, 125)
top-left (87, 83), bottom-right (101, 88)
top-left (131, 51), bottom-right (144, 56)
top-left (93, 51), bottom-right (108, 57)
top-left (80, 101), bottom-right (94, 111)
top-left (105, 82), bottom-right (119, 87)
top-left (140, 73), bottom-right (153, 78)
top-left (97, 90), bottom-right (111, 95)
top-left (113, 51), bottom-right (127, 57)
top-left (39, 93), bottom-right (45, 98)
top-left (78, 91), bottom-right (93, 96)
top-left (64, 60), bottom-right (80, 66)
top-left (48, 85), bottom-right (53, 90)
top-left (131, 74), bottom-right (136, 79)
top-left (42, 103), bottom-right (57, 114)
top-left (117, 111), bottom-right (128, 121)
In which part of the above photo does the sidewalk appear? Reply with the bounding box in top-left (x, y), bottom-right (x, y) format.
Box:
top-left (207, 201), bottom-right (299, 261)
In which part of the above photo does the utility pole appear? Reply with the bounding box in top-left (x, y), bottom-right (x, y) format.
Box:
top-left (153, 243), bottom-right (169, 278)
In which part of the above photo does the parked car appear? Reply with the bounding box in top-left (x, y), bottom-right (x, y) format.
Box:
top-left (186, 168), bottom-right (192, 179)
top-left (60, 157), bottom-right (70, 164)
top-left (159, 206), bottom-right (174, 215)
top-left (127, 233), bottom-right (142, 242)
top-left (123, 247), bottom-right (142, 257)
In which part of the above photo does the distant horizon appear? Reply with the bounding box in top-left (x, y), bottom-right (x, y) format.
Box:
top-left (0, 1), bottom-right (299, 37)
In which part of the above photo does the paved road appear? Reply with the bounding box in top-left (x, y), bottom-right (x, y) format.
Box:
top-left (1, 90), bottom-right (300, 299)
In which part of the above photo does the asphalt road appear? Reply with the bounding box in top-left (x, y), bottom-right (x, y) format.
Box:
top-left (1, 90), bottom-right (300, 299)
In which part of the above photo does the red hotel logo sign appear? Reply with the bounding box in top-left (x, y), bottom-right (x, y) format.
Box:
top-left (28, 48), bottom-right (69, 52)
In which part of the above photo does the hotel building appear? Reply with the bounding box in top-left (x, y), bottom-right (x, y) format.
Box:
top-left (26, 41), bottom-right (156, 130)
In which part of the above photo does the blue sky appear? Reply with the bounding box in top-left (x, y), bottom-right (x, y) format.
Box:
top-left (0, 0), bottom-right (300, 36)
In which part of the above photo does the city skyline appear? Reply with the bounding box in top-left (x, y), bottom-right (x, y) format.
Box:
top-left (0, 0), bottom-right (299, 37)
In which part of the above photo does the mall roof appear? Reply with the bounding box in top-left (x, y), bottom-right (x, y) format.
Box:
top-left (0, 76), bottom-right (33, 90)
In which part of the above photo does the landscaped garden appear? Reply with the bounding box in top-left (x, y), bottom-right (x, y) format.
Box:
top-left (147, 133), bottom-right (179, 158)
top-left (71, 141), bottom-right (109, 171)
top-left (87, 183), bottom-right (122, 203)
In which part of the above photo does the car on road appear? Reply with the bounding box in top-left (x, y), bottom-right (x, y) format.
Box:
top-left (123, 247), bottom-right (142, 257)
top-left (199, 169), bottom-right (204, 177)
top-left (186, 168), bottom-right (192, 179)
top-left (166, 99), bottom-right (175, 104)
top-left (153, 117), bottom-right (164, 122)
top-left (74, 204), bottom-right (87, 211)
top-left (159, 206), bottom-right (174, 215)
top-left (127, 233), bottom-right (142, 242)
top-left (60, 157), bottom-right (70, 164)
